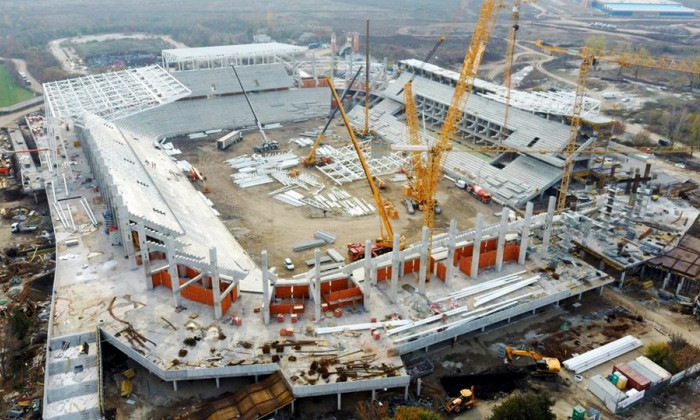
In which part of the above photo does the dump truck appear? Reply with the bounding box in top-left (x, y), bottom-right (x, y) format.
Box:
top-left (443, 386), bottom-right (475, 414)
top-left (347, 242), bottom-right (392, 261)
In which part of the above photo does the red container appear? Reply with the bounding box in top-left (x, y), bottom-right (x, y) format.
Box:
top-left (613, 363), bottom-right (651, 391)
top-left (291, 314), bottom-right (298, 323)
top-left (233, 317), bottom-right (242, 326)
top-left (321, 303), bottom-right (329, 312)
top-left (277, 314), bottom-right (285, 323)
top-left (372, 330), bottom-right (380, 340)
top-left (370, 317), bottom-right (377, 323)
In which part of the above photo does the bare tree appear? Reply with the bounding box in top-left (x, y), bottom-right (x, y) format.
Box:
top-left (662, 106), bottom-right (689, 143)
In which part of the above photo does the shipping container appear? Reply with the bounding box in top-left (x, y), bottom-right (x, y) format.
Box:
top-left (588, 374), bottom-right (626, 413)
top-left (614, 363), bottom-right (651, 391)
top-left (636, 356), bottom-right (672, 380)
top-left (627, 360), bottom-right (663, 385)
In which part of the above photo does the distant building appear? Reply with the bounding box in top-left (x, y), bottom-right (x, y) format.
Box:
top-left (253, 34), bottom-right (273, 43)
top-left (590, 0), bottom-right (696, 17)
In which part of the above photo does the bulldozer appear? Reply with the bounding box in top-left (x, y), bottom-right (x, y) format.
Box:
top-left (504, 346), bottom-right (560, 374)
top-left (443, 386), bottom-right (475, 414)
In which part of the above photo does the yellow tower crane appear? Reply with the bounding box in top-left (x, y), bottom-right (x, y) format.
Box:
top-left (421, 0), bottom-right (504, 246)
top-left (534, 39), bottom-right (700, 213)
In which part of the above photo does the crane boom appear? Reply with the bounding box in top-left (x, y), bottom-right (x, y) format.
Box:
top-left (231, 65), bottom-right (269, 144)
top-left (326, 77), bottom-right (403, 251)
top-left (403, 37), bottom-right (445, 205)
top-left (423, 0), bottom-right (503, 244)
top-left (557, 53), bottom-right (592, 213)
top-left (501, 0), bottom-right (522, 140)
top-left (303, 67), bottom-right (363, 166)
top-left (534, 40), bottom-right (700, 213)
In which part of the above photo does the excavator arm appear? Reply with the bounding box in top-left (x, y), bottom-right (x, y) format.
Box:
top-left (303, 67), bottom-right (363, 166)
top-left (505, 346), bottom-right (561, 373)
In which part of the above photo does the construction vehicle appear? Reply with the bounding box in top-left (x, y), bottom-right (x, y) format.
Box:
top-left (230, 65), bottom-right (279, 155)
top-left (325, 77), bottom-right (405, 260)
top-left (11, 222), bottom-right (38, 234)
top-left (455, 179), bottom-right (491, 202)
top-left (303, 67), bottom-right (363, 167)
top-left (504, 346), bottom-right (561, 374)
top-left (443, 386), bottom-right (476, 413)
top-left (216, 130), bottom-right (242, 150)
top-left (188, 165), bottom-right (210, 193)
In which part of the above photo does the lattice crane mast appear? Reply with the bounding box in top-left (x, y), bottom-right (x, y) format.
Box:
top-left (534, 40), bottom-right (700, 212)
top-left (326, 77), bottom-right (405, 260)
top-left (501, 0), bottom-right (523, 140)
top-left (423, 0), bottom-right (503, 245)
top-left (402, 37), bottom-right (445, 210)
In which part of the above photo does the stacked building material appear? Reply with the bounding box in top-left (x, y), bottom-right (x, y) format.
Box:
top-left (326, 249), bottom-right (345, 263)
top-left (433, 271), bottom-right (528, 303)
top-left (473, 276), bottom-right (539, 307)
top-left (314, 231), bottom-right (336, 244)
top-left (563, 336), bottom-right (643, 374)
top-left (292, 239), bottom-right (327, 252)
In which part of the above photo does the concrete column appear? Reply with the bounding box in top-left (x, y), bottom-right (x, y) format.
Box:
top-left (262, 251), bottom-right (271, 324)
top-left (418, 226), bottom-right (429, 293)
top-left (618, 271), bottom-right (626, 289)
top-left (599, 286), bottom-right (604, 295)
top-left (166, 235), bottom-right (182, 308)
top-left (364, 239), bottom-right (372, 284)
top-left (337, 392), bottom-right (342, 410)
top-left (676, 277), bottom-right (685, 296)
top-left (390, 233), bottom-right (401, 303)
top-left (215, 377), bottom-right (220, 388)
top-left (470, 214), bottom-right (484, 278)
top-left (417, 378), bottom-right (422, 396)
top-left (540, 196), bottom-right (556, 255)
top-left (173, 381), bottom-right (178, 391)
top-left (404, 385), bottom-right (409, 401)
top-left (369, 259), bottom-right (377, 286)
top-left (598, 260), bottom-right (605, 271)
top-left (582, 218), bottom-right (592, 247)
top-left (314, 249), bottom-right (322, 321)
top-left (136, 222), bottom-right (152, 290)
top-left (495, 208), bottom-right (509, 272)
top-left (445, 219), bottom-right (457, 286)
top-left (371, 389), bottom-right (376, 401)
top-left (363, 240), bottom-right (371, 311)
top-left (662, 272), bottom-right (671, 290)
top-left (211, 247), bottom-right (222, 319)
top-left (518, 202), bottom-right (533, 265)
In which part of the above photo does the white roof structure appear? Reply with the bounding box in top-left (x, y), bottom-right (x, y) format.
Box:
top-left (43, 66), bottom-right (190, 123)
top-left (400, 59), bottom-right (602, 119)
top-left (161, 43), bottom-right (307, 69)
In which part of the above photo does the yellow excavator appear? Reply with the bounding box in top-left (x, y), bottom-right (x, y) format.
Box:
top-left (443, 386), bottom-right (476, 414)
top-left (504, 346), bottom-right (560, 374)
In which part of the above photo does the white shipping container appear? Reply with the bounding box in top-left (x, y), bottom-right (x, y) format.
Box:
top-left (635, 356), bottom-right (672, 380)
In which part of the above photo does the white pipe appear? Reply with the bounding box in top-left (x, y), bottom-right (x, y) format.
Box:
top-left (62, 173), bottom-right (69, 197)
top-left (52, 202), bottom-right (68, 229)
top-left (474, 276), bottom-right (540, 307)
top-left (80, 199), bottom-right (96, 226)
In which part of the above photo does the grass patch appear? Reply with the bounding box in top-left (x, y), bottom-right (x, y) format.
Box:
top-left (67, 37), bottom-right (173, 59)
top-left (0, 64), bottom-right (35, 107)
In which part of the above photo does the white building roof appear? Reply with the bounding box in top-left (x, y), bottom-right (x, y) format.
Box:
top-left (161, 43), bottom-right (307, 65)
top-left (43, 66), bottom-right (190, 122)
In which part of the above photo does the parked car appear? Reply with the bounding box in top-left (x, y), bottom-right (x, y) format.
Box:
top-left (284, 258), bottom-right (295, 271)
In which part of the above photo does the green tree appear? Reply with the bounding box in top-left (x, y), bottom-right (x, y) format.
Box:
top-left (487, 391), bottom-right (555, 420)
top-left (644, 342), bottom-right (676, 373)
top-left (585, 36), bottom-right (607, 54)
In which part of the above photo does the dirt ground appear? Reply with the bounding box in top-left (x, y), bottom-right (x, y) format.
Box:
top-left (173, 118), bottom-right (497, 273)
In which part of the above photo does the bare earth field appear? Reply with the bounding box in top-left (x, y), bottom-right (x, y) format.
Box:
top-left (173, 118), bottom-right (497, 274)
